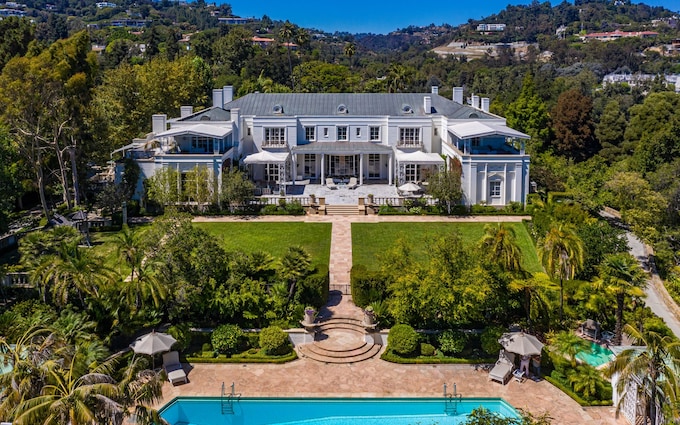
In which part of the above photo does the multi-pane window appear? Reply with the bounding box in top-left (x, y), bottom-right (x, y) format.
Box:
top-left (264, 128), bottom-right (286, 146)
top-left (191, 136), bottom-right (212, 152)
top-left (370, 126), bottom-right (380, 141)
top-left (368, 154), bottom-right (381, 178)
top-left (304, 154), bottom-right (316, 177)
top-left (472, 137), bottom-right (481, 147)
top-left (490, 181), bottom-right (501, 197)
top-left (405, 164), bottom-right (418, 182)
top-left (305, 126), bottom-right (315, 141)
top-left (399, 128), bottom-right (420, 146)
top-left (265, 163), bottom-right (279, 182)
top-left (337, 126), bottom-right (348, 141)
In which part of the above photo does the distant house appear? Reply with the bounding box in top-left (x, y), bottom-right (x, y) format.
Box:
top-left (0, 8), bottom-right (26, 16)
top-left (580, 30), bottom-right (658, 42)
top-left (113, 87), bottom-right (531, 208)
top-left (110, 19), bottom-right (150, 28)
top-left (96, 1), bottom-right (116, 8)
top-left (603, 72), bottom-right (680, 92)
top-left (218, 16), bottom-right (252, 25)
top-left (252, 36), bottom-right (297, 50)
top-left (477, 23), bottom-right (506, 32)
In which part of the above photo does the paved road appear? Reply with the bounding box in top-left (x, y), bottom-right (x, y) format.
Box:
top-left (626, 232), bottom-right (680, 338)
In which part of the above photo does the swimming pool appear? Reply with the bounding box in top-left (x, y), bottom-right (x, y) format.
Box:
top-left (160, 397), bottom-right (520, 425)
top-left (576, 341), bottom-right (613, 368)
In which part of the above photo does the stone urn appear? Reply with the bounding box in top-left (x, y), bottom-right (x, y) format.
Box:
top-left (363, 306), bottom-right (376, 326)
top-left (303, 307), bottom-right (316, 325)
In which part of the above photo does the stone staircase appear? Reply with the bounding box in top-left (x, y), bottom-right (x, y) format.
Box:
top-left (324, 205), bottom-right (360, 216)
top-left (297, 316), bottom-right (382, 364)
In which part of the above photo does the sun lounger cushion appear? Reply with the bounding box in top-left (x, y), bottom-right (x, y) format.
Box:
top-left (163, 351), bottom-right (188, 385)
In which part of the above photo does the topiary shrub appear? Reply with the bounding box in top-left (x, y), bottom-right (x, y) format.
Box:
top-left (420, 343), bottom-right (436, 356)
top-left (388, 324), bottom-right (419, 356)
top-left (201, 342), bottom-right (212, 352)
top-left (211, 324), bottom-right (243, 355)
top-left (437, 330), bottom-right (468, 355)
top-left (259, 326), bottom-right (290, 355)
top-left (480, 326), bottom-right (505, 356)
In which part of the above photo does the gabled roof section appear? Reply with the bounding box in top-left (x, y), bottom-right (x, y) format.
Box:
top-left (448, 121), bottom-right (529, 139)
top-left (224, 93), bottom-right (497, 119)
top-left (156, 124), bottom-right (232, 138)
top-left (176, 106), bottom-right (231, 122)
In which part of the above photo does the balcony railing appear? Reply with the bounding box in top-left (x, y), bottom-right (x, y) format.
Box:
top-left (262, 141), bottom-right (287, 148)
top-left (397, 141), bottom-right (422, 148)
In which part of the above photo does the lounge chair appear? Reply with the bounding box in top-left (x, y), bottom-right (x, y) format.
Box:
top-left (347, 177), bottom-right (358, 189)
top-left (326, 178), bottom-right (338, 190)
top-left (488, 350), bottom-right (515, 384)
top-left (163, 351), bottom-right (188, 385)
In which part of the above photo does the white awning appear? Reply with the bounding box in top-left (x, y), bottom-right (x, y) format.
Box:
top-left (155, 124), bottom-right (232, 139)
top-left (243, 151), bottom-right (289, 164)
top-left (447, 121), bottom-right (529, 139)
top-left (396, 150), bottom-right (445, 164)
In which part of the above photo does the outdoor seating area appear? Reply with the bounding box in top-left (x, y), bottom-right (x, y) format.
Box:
top-left (578, 319), bottom-right (615, 344)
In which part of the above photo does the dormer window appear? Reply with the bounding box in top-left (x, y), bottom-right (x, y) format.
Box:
top-left (337, 104), bottom-right (348, 114)
top-left (401, 104), bottom-right (413, 114)
top-left (272, 104), bottom-right (283, 114)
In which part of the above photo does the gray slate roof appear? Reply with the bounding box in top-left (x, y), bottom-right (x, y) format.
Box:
top-left (292, 142), bottom-right (394, 155)
top-left (223, 93), bottom-right (496, 119)
top-left (177, 106), bottom-right (232, 122)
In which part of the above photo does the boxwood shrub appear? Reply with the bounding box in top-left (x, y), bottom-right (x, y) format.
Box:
top-left (211, 324), bottom-right (243, 355)
top-left (259, 326), bottom-right (290, 355)
top-left (388, 324), bottom-right (419, 356)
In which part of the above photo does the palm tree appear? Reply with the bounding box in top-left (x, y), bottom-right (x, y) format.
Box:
top-left (606, 324), bottom-right (680, 425)
top-left (549, 330), bottom-right (590, 368)
top-left (13, 356), bottom-right (122, 425)
top-left (567, 364), bottom-right (606, 400)
top-left (596, 253), bottom-right (647, 345)
top-left (119, 259), bottom-right (167, 314)
top-left (344, 42), bottom-right (356, 68)
top-left (479, 223), bottom-right (523, 274)
top-left (537, 223), bottom-right (584, 320)
top-left (508, 272), bottom-right (556, 329)
top-left (34, 241), bottom-right (112, 307)
top-left (117, 356), bottom-right (166, 425)
top-left (278, 245), bottom-right (311, 302)
top-left (0, 326), bottom-right (58, 419)
top-left (113, 224), bottom-right (143, 282)
top-left (278, 21), bottom-right (296, 90)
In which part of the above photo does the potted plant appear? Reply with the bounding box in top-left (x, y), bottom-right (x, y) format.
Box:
top-left (303, 306), bottom-right (316, 325)
top-left (364, 305), bottom-right (376, 325)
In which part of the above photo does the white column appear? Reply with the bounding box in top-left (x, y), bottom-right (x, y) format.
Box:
top-left (469, 163), bottom-right (477, 206)
top-left (483, 163), bottom-right (488, 203)
top-left (321, 154), bottom-right (325, 184)
top-left (388, 153), bottom-right (393, 185)
top-left (359, 154), bottom-right (364, 185)
top-left (515, 162), bottom-right (523, 204)
top-left (291, 154), bottom-right (297, 183)
top-left (503, 163), bottom-right (508, 205)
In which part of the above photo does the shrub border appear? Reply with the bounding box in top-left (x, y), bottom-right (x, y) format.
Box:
top-left (381, 348), bottom-right (495, 364)
top-left (543, 376), bottom-right (612, 407)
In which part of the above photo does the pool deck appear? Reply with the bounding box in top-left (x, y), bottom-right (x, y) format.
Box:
top-left (160, 358), bottom-right (625, 425)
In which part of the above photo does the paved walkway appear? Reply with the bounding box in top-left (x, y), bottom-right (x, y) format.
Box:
top-left (182, 214), bottom-right (631, 424)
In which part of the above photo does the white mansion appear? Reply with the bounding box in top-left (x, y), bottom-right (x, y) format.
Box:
top-left (114, 86), bottom-right (530, 207)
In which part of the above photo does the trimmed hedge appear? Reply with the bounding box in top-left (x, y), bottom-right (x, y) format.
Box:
top-left (259, 326), bottom-right (290, 355)
top-left (387, 324), bottom-right (419, 355)
top-left (298, 265), bottom-right (329, 308)
top-left (381, 348), bottom-right (495, 364)
top-left (186, 350), bottom-right (298, 364)
top-left (350, 264), bottom-right (387, 307)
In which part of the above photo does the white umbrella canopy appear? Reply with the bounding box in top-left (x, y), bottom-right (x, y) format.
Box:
top-left (498, 332), bottom-right (544, 356)
top-left (398, 182), bottom-right (422, 193)
top-left (130, 330), bottom-right (177, 356)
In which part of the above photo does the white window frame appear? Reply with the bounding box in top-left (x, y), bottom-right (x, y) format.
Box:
top-left (304, 126), bottom-right (315, 141)
top-left (405, 164), bottom-right (419, 182)
top-left (399, 128), bottom-right (421, 147)
top-left (370, 126), bottom-right (380, 141)
top-left (355, 127), bottom-right (361, 137)
top-left (337, 126), bottom-right (348, 141)
top-left (264, 127), bottom-right (286, 146)
top-left (490, 180), bottom-right (501, 197)
top-left (265, 163), bottom-right (280, 182)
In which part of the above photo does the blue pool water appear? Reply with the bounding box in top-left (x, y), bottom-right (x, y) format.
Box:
top-left (576, 341), bottom-right (614, 367)
top-left (160, 397), bottom-right (520, 425)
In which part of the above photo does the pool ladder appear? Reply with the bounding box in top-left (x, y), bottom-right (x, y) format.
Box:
top-left (443, 383), bottom-right (462, 415)
top-left (221, 382), bottom-right (241, 415)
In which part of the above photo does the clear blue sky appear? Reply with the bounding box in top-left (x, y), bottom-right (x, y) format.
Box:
top-left (222, 0), bottom-right (679, 34)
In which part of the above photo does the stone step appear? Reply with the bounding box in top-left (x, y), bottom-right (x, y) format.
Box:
top-left (315, 322), bottom-right (367, 334)
top-left (298, 342), bottom-right (382, 364)
top-left (325, 205), bottom-right (360, 216)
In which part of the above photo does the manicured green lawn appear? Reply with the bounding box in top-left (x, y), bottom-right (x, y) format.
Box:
top-left (194, 222), bottom-right (332, 266)
top-left (352, 222), bottom-right (542, 273)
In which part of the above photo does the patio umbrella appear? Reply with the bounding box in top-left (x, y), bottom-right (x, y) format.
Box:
top-left (398, 182), bottom-right (421, 193)
top-left (498, 332), bottom-right (544, 356)
top-left (130, 331), bottom-right (177, 368)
